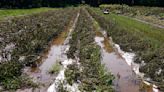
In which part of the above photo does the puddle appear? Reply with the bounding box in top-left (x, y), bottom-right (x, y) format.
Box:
top-left (94, 30), bottom-right (141, 92)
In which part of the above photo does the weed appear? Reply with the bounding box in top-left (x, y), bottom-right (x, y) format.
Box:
top-left (65, 63), bottom-right (81, 85)
top-left (49, 61), bottom-right (61, 75)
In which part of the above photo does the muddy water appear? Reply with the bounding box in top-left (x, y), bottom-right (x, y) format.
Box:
top-left (94, 30), bottom-right (141, 92)
top-left (47, 12), bottom-right (80, 92)
top-left (37, 31), bottom-right (68, 83)
top-left (21, 29), bottom-right (70, 92)
top-left (17, 13), bottom-right (79, 92)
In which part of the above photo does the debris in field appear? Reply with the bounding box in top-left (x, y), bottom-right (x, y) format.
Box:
top-left (4, 43), bottom-right (15, 52)
top-left (103, 9), bottom-right (109, 14)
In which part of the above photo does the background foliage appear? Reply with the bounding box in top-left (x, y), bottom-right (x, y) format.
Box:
top-left (0, 0), bottom-right (163, 8)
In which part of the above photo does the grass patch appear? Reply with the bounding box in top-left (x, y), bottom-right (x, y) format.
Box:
top-left (49, 61), bottom-right (61, 75)
top-left (89, 7), bottom-right (164, 43)
top-left (99, 4), bottom-right (164, 27)
top-left (0, 8), bottom-right (54, 20)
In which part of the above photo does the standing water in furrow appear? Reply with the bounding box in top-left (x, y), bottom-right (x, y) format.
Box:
top-left (85, 9), bottom-right (140, 92)
top-left (93, 23), bottom-right (141, 92)
top-left (20, 30), bottom-right (68, 92)
top-left (17, 12), bottom-right (80, 92)
top-left (47, 12), bottom-right (80, 92)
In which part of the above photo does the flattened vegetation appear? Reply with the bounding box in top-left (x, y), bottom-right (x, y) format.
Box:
top-left (87, 7), bottom-right (164, 91)
top-left (65, 9), bottom-right (114, 91)
top-left (0, 8), bottom-right (78, 90)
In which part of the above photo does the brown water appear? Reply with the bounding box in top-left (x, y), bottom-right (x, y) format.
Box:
top-left (22, 30), bottom-right (69, 92)
top-left (90, 10), bottom-right (157, 91)
top-left (18, 13), bottom-right (79, 92)
top-left (94, 30), bottom-right (141, 92)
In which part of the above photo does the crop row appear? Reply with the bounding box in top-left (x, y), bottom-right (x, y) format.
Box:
top-left (87, 7), bottom-right (164, 91)
top-left (0, 8), bottom-right (78, 90)
top-left (65, 8), bottom-right (114, 91)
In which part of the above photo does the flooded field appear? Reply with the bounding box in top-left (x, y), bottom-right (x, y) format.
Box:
top-left (48, 12), bottom-right (80, 92)
top-left (19, 27), bottom-right (69, 92)
top-left (0, 6), bottom-right (163, 92)
top-left (17, 12), bottom-right (79, 92)
top-left (94, 30), bottom-right (141, 92)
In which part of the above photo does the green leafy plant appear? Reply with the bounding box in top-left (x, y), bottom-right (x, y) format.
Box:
top-left (49, 61), bottom-right (61, 75)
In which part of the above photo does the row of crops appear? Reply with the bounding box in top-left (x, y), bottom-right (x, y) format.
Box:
top-left (65, 8), bottom-right (114, 91)
top-left (87, 7), bottom-right (164, 91)
top-left (0, 8), bottom-right (78, 90)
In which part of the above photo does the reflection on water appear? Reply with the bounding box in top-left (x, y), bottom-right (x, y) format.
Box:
top-left (94, 31), bottom-right (141, 92)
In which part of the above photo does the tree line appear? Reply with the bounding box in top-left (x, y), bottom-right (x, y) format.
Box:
top-left (0, 0), bottom-right (163, 8)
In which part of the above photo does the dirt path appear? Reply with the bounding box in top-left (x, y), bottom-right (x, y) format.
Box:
top-left (134, 17), bottom-right (164, 29)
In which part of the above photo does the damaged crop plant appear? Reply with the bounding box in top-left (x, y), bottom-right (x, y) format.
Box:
top-left (87, 7), bottom-right (164, 91)
top-left (0, 8), bottom-right (77, 90)
top-left (65, 8), bottom-right (114, 91)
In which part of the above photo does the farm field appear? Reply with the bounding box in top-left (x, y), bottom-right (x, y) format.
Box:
top-left (0, 6), bottom-right (164, 92)
top-left (87, 6), bottom-right (164, 91)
